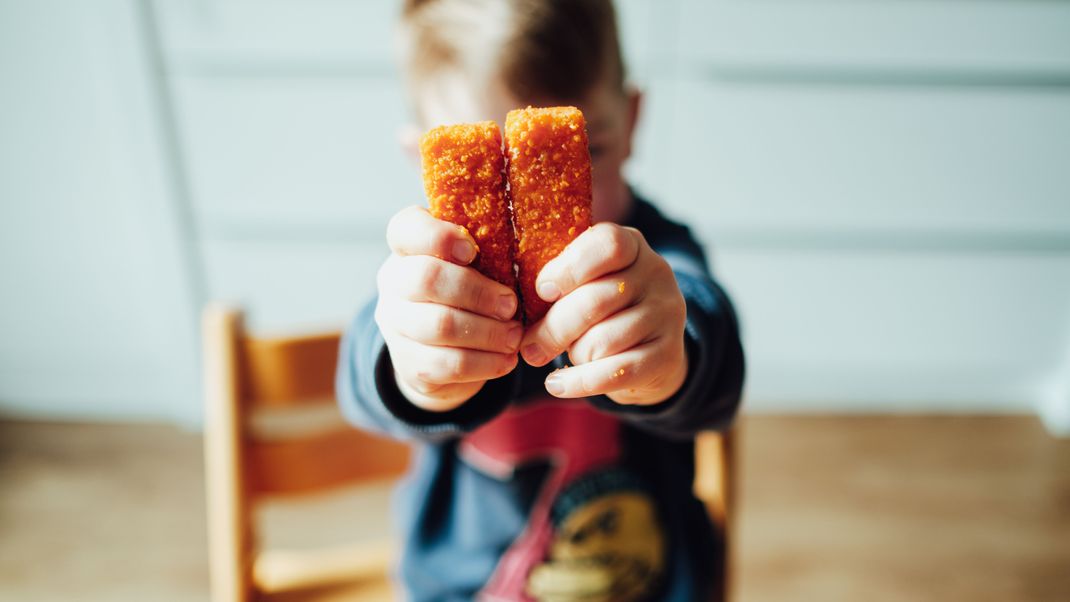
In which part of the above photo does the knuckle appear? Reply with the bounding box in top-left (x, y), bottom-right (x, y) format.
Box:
top-left (470, 278), bottom-right (491, 313)
top-left (417, 257), bottom-right (443, 293)
top-left (395, 356), bottom-right (429, 391)
top-left (607, 227), bottom-right (629, 255)
top-left (409, 373), bottom-right (438, 394)
top-left (431, 306), bottom-right (455, 341)
top-left (623, 226), bottom-right (645, 245)
top-left (498, 353), bottom-right (517, 376)
top-left (445, 350), bottom-right (467, 380)
top-left (485, 322), bottom-right (502, 349)
top-left (653, 256), bottom-right (674, 278)
top-left (591, 283), bottom-right (618, 314)
top-left (592, 222), bottom-right (616, 238)
top-left (557, 263), bottom-right (579, 290)
top-left (543, 324), bottom-right (568, 354)
top-left (586, 326), bottom-right (618, 364)
top-left (426, 224), bottom-right (451, 257)
top-left (672, 294), bottom-right (687, 324)
top-left (586, 339), bottom-right (609, 364)
top-left (420, 348), bottom-right (452, 384)
top-left (599, 227), bottom-right (624, 263)
top-left (568, 341), bottom-right (593, 366)
top-left (578, 369), bottom-right (598, 395)
top-left (603, 227), bottom-right (631, 262)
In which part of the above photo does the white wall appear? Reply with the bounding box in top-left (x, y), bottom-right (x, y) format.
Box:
top-left (0, 1), bottom-right (201, 423)
top-left (1, 0), bottom-right (1068, 428)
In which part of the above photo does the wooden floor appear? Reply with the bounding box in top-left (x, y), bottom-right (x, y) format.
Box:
top-left (0, 415), bottom-right (1067, 601)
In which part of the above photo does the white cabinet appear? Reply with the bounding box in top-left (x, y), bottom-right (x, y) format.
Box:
top-left (5, 0), bottom-right (1067, 423)
top-left (153, 0), bottom-right (1070, 412)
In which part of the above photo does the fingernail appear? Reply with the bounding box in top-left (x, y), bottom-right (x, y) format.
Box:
top-left (523, 343), bottom-right (546, 366)
top-left (505, 324), bottom-right (522, 350)
top-left (452, 240), bottom-right (475, 263)
top-left (537, 281), bottom-right (561, 302)
top-left (545, 373), bottom-right (564, 396)
top-left (496, 295), bottom-right (516, 320)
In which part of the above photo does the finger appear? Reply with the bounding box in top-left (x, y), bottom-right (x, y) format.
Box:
top-left (542, 341), bottom-right (669, 400)
top-left (392, 337), bottom-right (518, 386)
top-left (567, 305), bottom-right (655, 366)
top-left (384, 339), bottom-right (487, 412)
top-left (519, 275), bottom-right (640, 367)
top-left (379, 255), bottom-right (518, 320)
top-left (386, 205), bottom-right (477, 264)
top-left (535, 223), bottom-right (642, 302)
top-left (393, 303), bottom-right (523, 353)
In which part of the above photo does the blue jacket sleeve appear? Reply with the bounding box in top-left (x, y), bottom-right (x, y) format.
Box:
top-left (335, 297), bottom-right (522, 443)
top-left (586, 200), bottom-right (745, 440)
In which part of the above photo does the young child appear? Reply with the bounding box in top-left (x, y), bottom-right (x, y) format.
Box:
top-left (337, 1), bottom-right (745, 599)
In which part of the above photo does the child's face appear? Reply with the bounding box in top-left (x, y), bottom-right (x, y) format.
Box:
top-left (415, 72), bottom-right (640, 223)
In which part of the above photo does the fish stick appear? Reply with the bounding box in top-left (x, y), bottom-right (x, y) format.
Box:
top-left (419, 122), bottom-right (516, 292)
top-left (505, 106), bottom-right (593, 323)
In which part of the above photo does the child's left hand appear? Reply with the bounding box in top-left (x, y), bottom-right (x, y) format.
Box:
top-left (520, 223), bottom-right (688, 405)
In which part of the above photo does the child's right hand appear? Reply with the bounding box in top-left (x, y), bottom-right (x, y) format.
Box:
top-left (375, 206), bottom-right (522, 412)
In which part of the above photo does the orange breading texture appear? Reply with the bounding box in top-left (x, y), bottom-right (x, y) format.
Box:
top-left (419, 121), bottom-right (516, 290)
top-left (505, 106), bottom-right (593, 323)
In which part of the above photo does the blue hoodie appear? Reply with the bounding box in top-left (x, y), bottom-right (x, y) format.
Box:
top-left (337, 195), bottom-right (744, 601)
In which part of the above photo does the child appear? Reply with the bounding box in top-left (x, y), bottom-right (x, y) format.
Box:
top-left (337, 0), bottom-right (745, 599)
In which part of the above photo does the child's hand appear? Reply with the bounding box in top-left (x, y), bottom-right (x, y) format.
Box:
top-left (375, 206), bottom-right (522, 412)
top-left (519, 223), bottom-right (688, 405)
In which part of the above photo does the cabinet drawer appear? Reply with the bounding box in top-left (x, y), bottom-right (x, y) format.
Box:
top-left (156, 0), bottom-right (399, 67)
top-left (177, 76), bottom-right (419, 233)
top-left (710, 244), bottom-right (1070, 407)
top-left (202, 239), bottom-right (385, 331)
top-left (677, 0), bottom-right (1070, 74)
top-left (653, 79), bottom-right (1070, 236)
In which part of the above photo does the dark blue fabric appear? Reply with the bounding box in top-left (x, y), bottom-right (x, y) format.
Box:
top-left (337, 195), bottom-right (744, 601)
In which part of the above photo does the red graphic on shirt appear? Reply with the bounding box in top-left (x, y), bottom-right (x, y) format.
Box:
top-left (458, 399), bottom-right (622, 601)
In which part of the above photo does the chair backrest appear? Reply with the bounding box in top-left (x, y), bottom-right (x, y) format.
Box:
top-left (203, 303), bottom-right (734, 602)
top-left (202, 305), bottom-right (411, 602)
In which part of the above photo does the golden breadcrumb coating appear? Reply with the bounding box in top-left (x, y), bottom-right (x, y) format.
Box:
top-left (505, 106), bottom-right (593, 322)
top-left (419, 121), bottom-right (516, 291)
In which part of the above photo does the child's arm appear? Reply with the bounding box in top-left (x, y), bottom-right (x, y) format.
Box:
top-left (519, 206), bottom-right (744, 439)
top-left (336, 206), bottom-right (523, 442)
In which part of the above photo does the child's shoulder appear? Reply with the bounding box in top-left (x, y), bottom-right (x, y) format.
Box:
top-left (626, 191), bottom-right (698, 240)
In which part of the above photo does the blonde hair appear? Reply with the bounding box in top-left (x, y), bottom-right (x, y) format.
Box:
top-left (399, 0), bottom-right (625, 104)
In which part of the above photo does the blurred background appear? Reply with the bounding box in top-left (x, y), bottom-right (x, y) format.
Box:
top-left (1, 1), bottom-right (1068, 601)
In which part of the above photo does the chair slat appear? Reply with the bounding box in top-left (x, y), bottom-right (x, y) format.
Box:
top-left (258, 577), bottom-right (396, 602)
top-left (254, 540), bottom-right (397, 594)
top-left (248, 428), bottom-right (410, 497)
top-left (240, 333), bottom-right (341, 407)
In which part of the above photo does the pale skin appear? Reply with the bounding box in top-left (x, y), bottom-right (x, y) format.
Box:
top-left (375, 74), bottom-right (688, 412)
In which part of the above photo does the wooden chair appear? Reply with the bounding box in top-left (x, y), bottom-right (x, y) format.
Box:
top-left (203, 304), bottom-right (410, 601)
top-left (203, 303), bottom-right (736, 602)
